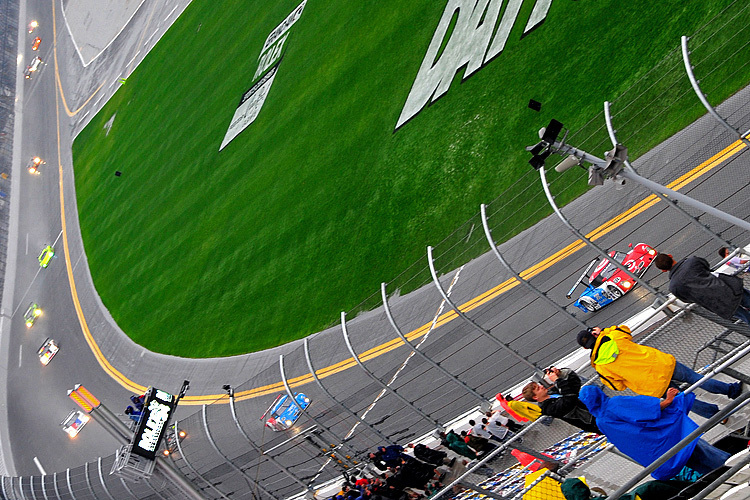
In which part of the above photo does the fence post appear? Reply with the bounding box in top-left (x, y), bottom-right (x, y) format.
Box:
top-left (480, 204), bottom-right (589, 329)
top-left (224, 386), bottom-right (315, 495)
top-left (201, 404), bottom-right (277, 499)
top-left (303, 337), bottom-right (395, 444)
top-left (537, 166), bottom-right (666, 300)
top-left (278, 354), bottom-right (362, 468)
top-left (380, 282), bottom-right (491, 407)
top-left (96, 457), bottom-right (115, 500)
top-left (427, 246), bottom-right (544, 376)
top-left (171, 421), bottom-right (231, 500)
top-left (681, 36), bottom-right (750, 148)
top-left (340, 312), bottom-right (444, 431)
top-left (65, 470), bottom-right (76, 500)
top-left (603, 101), bottom-right (737, 249)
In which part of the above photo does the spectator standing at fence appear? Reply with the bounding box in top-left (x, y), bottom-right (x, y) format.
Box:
top-left (124, 405), bottom-right (142, 423)
top-left (577, 325), bottom-right (741, 419)
top-left (580, 386), bottom-right (730, 479)
top-left (654, 252), bottom-right (750, 324)
top-left (522, 367), bottom-right (600, 434)
top-left (440, 430), bottom-right (477, 459)
top-left (719, 247), bottom-right (749, 272)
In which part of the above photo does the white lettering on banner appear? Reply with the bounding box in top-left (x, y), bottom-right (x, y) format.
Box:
top-left (262, 0), bottom-right (307, 54)
top-left (220, 0), bottom-right (306, 150)
top-left (154, 389), bottom-right (173, 402)
top-left (254, 33), bottom-right (289, 81)
top-left (395, 0), bottom-right (552, 130)
top-left (137, 400), bottom-right (172, 452)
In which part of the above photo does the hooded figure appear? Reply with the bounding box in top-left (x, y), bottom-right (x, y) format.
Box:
top-left (578, 386), bottom-right (700, 480)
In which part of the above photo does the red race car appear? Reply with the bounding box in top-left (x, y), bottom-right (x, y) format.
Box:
top-left (568, 243), bottom-right (657, 313)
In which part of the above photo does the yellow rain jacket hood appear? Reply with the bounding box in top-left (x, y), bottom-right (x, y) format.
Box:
top-left (590, 325), bottom-right (675, 397)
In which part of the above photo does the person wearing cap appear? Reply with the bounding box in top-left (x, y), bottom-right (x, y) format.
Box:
top-left (654, 252), bottom-right (750, 324)
top-left (577, 324), bottom-right (741, 419)
top-left (521, 367), bottom-right (600, 434)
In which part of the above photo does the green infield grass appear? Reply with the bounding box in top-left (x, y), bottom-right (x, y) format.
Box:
top-left (73, 0), bottom-right (745, 357)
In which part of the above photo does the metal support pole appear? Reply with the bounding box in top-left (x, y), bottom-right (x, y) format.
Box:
top-left (29, 476), bottom-right (38, 500)
top-left (303, 338), bottom-right (395, 444)
top-left (117, 477), bottom-right (139, 499)
top-left (607, 390), bottom-right (750, 500)
top-left (278, 354), bottom-right (361, 468)
top-left (380, 282), bottom-right (491, 407)
top-left (88, 404), bottom-right (133, 443)
top-left (619, 170), bottom-right (750, 233)
top-left (201, 404), bottom-right (276, 499)
top-left (340, 312), bottom-right (444, 431)
top-left (144, 480), bottom-right (168, 500)
top-left (538, 166), bottom-right (666, 300)
top-left (462, 482), bottom-right (508, 500)
top-left (171, 421), bottom-right (229, 499)
top-left (681, 36), bottom-right (750, 148)
top-left (480, 204), bottom-right (588, 329)
top-left (65, 469), bottom-right (77, 500)
top-left (225, 388), bottom-right (314, 495)
top-left (83, 463), bottom-right (99, 500)
top-left (17, 476), bottom-right (26, 500)
top-left (604, 101), bottom-right (735, 249)
top-left (427, 245), bottom-right (543, 376)
top-left (97, 457), bottom-right (116, 500)
top-left (690, 451), bottom-right (750, 500)
top-left (40, 475), bottom-right (47, 500)
top-left (52, 473), bottom-right (61, 500)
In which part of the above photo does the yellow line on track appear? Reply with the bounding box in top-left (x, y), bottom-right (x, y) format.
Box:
top-left (50, 0), bottom-right (748, 405)
top-left (51, 2), bottom-right (104, 117)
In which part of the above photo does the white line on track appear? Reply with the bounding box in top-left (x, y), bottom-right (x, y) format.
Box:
top-left (18, 345), bottom-right (22, 368)
top-left (24, 233), bottom-right (28, 255)
top-left (145, 29), bottom-right (160, 46)
top-left (126, 51), bottom-right (141, 69)
top-left (308, 266), bottom-right (465, 484)
top-left (33, 457), bottom-right (46, 475)
top-left (165, 5), bottom-right (178, 21)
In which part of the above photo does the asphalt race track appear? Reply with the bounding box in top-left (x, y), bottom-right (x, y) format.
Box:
top-left (3, 0), bottom-right (750, 494)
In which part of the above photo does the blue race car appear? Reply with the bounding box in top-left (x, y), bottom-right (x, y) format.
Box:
top-left (567, 243), bottom-right (656, 313)
top-left (261, 393), bottom-right (311, 431)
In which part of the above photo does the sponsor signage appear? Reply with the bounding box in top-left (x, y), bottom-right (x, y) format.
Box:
top-left (220, 0), bottom-right (307, 150)
top-left (131, 387), bottom-right (177, 460)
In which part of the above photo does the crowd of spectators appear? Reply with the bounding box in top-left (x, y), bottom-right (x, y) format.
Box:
top-left (329, 250), bottom-right (749, 499)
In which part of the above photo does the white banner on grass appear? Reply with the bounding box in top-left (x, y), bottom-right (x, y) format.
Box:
top-left (219, 0), bottom-right (306, 150)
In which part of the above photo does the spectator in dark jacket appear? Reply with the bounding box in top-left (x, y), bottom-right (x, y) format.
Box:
top-left (369, 445), bottom-right (409, 471)
top-left (654, 253), bottom-right (750, 323)
top-left (407, 443), bottom-right (453, 466)
top-left (522, 368), bottom-right (600, 434)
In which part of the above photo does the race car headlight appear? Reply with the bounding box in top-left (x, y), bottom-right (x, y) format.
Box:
top-left (35, 309), bottom-right (42, 316)
top-left (648, 249), bottom-right (656, 255)
top-left (622, 281), bottom-right (632, 289)
top-left (26, 321), bottom-right (32, 327)
top-left (285, 419), bottom-right (293, 426)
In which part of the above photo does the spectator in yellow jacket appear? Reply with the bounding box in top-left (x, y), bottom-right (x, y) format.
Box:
top-left (577, 325), bottom-right (742, 419)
